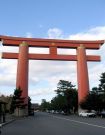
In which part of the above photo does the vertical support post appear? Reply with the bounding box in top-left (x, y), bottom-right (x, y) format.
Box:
top-left (50, 43), bottom-right (57, 56)
top-left (16, 42), bottom-right (29, 106)
top-left (50, 46), bottom-right (57, 55)
top-left (77, 44), bottom-right (89, 107)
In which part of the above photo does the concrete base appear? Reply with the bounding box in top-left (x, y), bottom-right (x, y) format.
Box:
top-left (14, 108), bottom-right (28, 117)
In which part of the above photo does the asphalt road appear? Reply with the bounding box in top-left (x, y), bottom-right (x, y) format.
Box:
top-left (2, 112), bottom-right (105, 135)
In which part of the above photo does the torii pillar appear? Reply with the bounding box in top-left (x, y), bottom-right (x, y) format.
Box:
top-left (77, 44), bottom-right (89, 111)
top-left (16, 42), bottom-right (29, 106)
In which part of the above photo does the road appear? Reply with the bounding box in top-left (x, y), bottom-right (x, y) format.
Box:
top-left (2, 112), bottom-right (105, 135)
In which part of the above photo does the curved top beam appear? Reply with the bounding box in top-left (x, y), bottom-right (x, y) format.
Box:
top-left (0, 35), bottom-right (104, 49)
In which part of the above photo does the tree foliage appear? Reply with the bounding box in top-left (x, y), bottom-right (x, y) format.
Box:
top-left (40, 99), bottom-right (51, 111)
top-left (10, 87), bottom-right (26, 113)
top-left (80, 72), bottom-right (105, 111)
top-left (41, 72), bottom-right (105, 113)
top-left (40, 80), bottom-right (78, 114)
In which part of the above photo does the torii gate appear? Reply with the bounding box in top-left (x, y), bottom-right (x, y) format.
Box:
top-left (0, 35), bottom-right (104, 109)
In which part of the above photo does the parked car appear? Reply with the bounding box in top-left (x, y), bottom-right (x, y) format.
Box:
top-left (79, 111), bottom-right (96, 117)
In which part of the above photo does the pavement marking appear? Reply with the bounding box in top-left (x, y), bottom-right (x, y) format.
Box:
top-left (50, 115), bottom-right (105, 129)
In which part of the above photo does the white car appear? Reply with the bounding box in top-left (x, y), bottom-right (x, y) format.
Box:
top-left (79, 111), bottom-right (96, 117)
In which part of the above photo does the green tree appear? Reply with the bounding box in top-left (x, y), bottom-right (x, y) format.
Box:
top-left (98, 72), bottom-right (105, 110)
top-left (40, 99), bottom-right (51, 111)
top-left (80, 92), bottom-right (102, 111)
top-left (56, 80), bottom-right (75, 94)
top-left (99, 73), bottom-right (105, 94)
top-left (51, 95), bottom-right (66, 112)
top-left (80, 72), bottom-right (105, 111)
top-left (55, 80), bottom-right (78, 113)
top-left (10, 87), bottom-right (26, 113)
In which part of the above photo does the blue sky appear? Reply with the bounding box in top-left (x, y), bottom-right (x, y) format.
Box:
top-left (0, 0), bottom-right (105, 37)
top-left (0, 0), bottom-right (105, 104)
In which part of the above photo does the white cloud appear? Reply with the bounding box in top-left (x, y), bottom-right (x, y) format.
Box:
top-left (26, 32), bottom-right (33, 38)
top-left (0, 60), bottom-right (17, 86)
top-left (68, 26), bottom-right (105, 40)
top-left (88, 63), bottom-right (105, 87)
top-left (47, 28), bottom-right (63, 39)
top-left (0, 26), bottom-right (105, 103)
top-left (29, 47), bottom-right (49, 54)
top-left (29, 88), bottom-right (55, 96)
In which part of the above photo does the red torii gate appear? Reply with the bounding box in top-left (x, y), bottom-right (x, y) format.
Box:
top-left (0, 35), bottom-right (104, 108)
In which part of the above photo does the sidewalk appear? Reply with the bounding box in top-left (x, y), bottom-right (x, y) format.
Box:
top-left (0, 114), bottom-right (15, 127)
